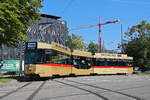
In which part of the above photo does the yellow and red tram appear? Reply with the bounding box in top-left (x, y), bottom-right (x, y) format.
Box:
top-left (24, 42), bottom-right (133, 78)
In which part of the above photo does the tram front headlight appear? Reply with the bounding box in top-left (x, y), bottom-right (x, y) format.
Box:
top-left (28, 66), bottom-right (32, 71)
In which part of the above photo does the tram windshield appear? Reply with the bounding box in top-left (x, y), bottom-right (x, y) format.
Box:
top-left (25, 49), bottom-right (70, 65)
top-left (25, 49), bottom-right (44, 64)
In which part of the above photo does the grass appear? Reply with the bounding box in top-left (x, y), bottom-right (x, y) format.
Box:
top-left (137, 72), bottom-right (150, 75)
top-left (0, 78), bottom-right (15, 83)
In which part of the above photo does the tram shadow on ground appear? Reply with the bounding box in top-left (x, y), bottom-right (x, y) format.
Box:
top-left (42, 74), bottom-right (126, 80)
top-left (0, 76), bottom-right (48, 82)
top-left (14, 74), bottom-right (89, 82)
top-left (7, 73), bottom-right (130, 82)
top-left (16, 76), bottom-right (50, 82)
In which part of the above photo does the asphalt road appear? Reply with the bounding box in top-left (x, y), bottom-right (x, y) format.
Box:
top-left (0, 75), bottom-right (150, 100)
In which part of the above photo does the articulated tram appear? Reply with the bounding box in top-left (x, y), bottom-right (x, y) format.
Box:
top-left (24, 42), bottom-right (133, 78)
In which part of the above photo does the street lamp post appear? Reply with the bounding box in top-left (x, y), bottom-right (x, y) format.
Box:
top-left (19, 41), bottom-right (23, 76)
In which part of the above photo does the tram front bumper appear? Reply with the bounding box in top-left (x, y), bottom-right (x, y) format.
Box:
top-left (24, 64), bottom-right (36, 74)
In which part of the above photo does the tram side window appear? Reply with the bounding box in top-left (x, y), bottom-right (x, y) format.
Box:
top-left (127, 60), bottom-right (133, 67)
top-left (73, 56), bottom-right (80, 69)
top-left (86, 58), bottom-right (92, 69)
top-left (57, 55), bottom-right (70, 64)
top-left (80, 59), bottom-right (87, 69)
top-left (56, 53), bottom-right (70, 65)
top-left (107, 59), bottom-right (118, 66)
top-left (45, 50), bottom-right (70, 65)
top-left (107, 59), bottom-right (112, 66)
top-left (73, 59), bottom-right (80, 69)
top-left (36, 50), bottom-right (45, 64)
top-left (45, 54), bottom-right (52, 63)
top-left (96, 59), bottom-right (105, 66)
top-left (112, 60), bottom-right (118, 66)
top-left (118, 60), bottom-right (127, 66)
top-left (73, 56), bottom-right (92, 69)
top-left (45, 49), bottom-right (53, 63)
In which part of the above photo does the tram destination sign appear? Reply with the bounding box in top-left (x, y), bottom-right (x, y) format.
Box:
top-left (26, 42), bottom-right (37, 49)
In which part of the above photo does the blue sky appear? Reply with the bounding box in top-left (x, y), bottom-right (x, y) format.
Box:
top-left (40, 0), bottom-right (150, 50)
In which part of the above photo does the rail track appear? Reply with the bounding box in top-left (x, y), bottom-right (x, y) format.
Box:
top-left (0, 82), bottom-right (32, 99)
top-left (55, 80), bottom-right (109, 100)
top-left (55, 79), bottom-right (145, 100)
top-left (26, 81), bottom-right (46, 100)
top-left (0, 81), bottom-right (46, 100)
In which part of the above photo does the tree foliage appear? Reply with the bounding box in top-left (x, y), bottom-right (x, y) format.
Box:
top-left (122, 20), bottom-right (150, 71)
top-left (66, 33), bottom-right (86, 51)
top-left (87, 41), bottom-right (98, 53)
top-left (0, 0), bottom-right (43, 47)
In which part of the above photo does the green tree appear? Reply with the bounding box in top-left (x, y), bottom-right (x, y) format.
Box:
top-left (66, 33), bottom-right (86, 51)
top-left (122, 20), bottom-right (150, 71)
top-left (0, 0), bottom-right (43, 47)
top-left (87, 41), bottom-right (98, 53)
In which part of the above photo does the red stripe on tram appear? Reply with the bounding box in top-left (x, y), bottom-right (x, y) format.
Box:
top-left (92, 66), bottom-right (133, 69)
top-left (39, 63), bottom-right (74, 67)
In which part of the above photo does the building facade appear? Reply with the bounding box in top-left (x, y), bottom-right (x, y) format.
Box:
top-left (0, 14), bottom-right (67, 61)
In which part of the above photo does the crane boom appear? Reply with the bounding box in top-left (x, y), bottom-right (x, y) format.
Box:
top-left (69, 19), bottom-right (119, 31)
top-left (69, 24), bottom-right (99, 31)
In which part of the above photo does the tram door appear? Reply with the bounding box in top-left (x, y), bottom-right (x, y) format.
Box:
top-left (72, 56), bottom-right (93, 75)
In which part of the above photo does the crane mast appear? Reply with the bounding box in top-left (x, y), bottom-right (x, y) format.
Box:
top-left (98, 17), bottom-right (101, 53)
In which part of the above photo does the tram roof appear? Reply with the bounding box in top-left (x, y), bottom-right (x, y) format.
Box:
top-left (32, 42), bottom-right (133, 59)
top-left (37, 42), bottom-right (92, 57)
top-left (51, 42), bottom-right (71, 55)
top-left (94, 53), bottom-right (133, 60)
top-left (72, 50), bottom-right (93, 57)
top-left (37, 42), bottom-right (52, 49)
top-left (36, 42), bottom-right (71, 55)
